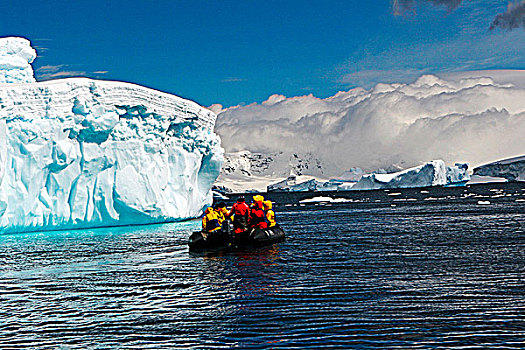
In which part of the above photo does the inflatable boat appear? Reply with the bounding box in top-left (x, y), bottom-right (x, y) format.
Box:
top-left (188, 225), bottom-right (285, 251)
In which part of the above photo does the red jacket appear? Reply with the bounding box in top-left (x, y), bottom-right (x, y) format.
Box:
top-left (249, 202), bottom-right (268, 229)
top-left (229, 202), bottom-right (250, 217)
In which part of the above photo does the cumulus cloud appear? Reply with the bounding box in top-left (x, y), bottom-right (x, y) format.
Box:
top-left (393, 0), bottom-right (463, 15)
top-left (490, 0), bottom-right (525, 30)
top-left (215, 72), bottom-right (525, 177)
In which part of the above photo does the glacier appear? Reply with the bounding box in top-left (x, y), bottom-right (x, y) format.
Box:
top-left (0, 37), bottom-right (223, 233)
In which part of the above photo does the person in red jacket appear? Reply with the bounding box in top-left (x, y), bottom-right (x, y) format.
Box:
top-left (249, 195), bottom-right (268, 230)
top-left (228, 196), bottom-right (250, 234)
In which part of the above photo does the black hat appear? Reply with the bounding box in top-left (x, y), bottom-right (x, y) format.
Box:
top-left (237, 196), bottom-right (245, 202)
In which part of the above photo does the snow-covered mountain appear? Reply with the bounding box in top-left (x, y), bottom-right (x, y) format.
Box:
top-left (214, 151), bottom-right (327, 192)
top-left (0, 37), bottom-right (223, 233)
top-left (215, 149), bottom-right (471, 192)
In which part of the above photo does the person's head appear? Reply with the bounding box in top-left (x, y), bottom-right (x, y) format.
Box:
top-left (217, 201), bottom-right (226, 209)
top-left (263, 200), bottom-right (272, 210)
top-left (237, 196), bottom-right (245, 203)
top-left (253, 195), bottom-right (264, 203)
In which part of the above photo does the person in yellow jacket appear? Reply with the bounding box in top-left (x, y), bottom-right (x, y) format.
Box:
top-left (263, 200), bottom-right (276, 227)
top-left (214, 202), bottom-right (229, 225)
top-left (202, 207), bottom-right (221, 232)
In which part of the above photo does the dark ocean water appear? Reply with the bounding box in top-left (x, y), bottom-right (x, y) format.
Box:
top-left (0, 183), bottom-right (524, 349)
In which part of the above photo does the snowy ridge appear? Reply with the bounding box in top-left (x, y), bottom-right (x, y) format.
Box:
top-left (221, 150), bottom-right (325, 178)
top-left (0, 78), bottom-right (216, 130)
top-left (215, 150), bottom-right (327, 193)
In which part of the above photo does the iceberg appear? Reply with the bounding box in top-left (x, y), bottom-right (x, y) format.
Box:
top-left (267, 173), bottom-right (299, 192)
top-left (0, 37), bottom-right (223, 233)
top-left (267, 172), bottom-right (330, 192)
top-left (348, 161), bottom-right (446, 190)
top-left (445, 163), bottom-right (470, 187)
top-left (266, 161), bottom-right (470, 192)
top-left (351, 161), bottom-right (469, 190)
top-left (473, 155), bottom-right (525, 181)
top-left (0, 37), bottom-right (36, 84)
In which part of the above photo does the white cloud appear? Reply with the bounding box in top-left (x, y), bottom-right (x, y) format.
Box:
top-left (337, 68), bottom-right (430, 88)
top-left (393, 0), bottom-right (463, 15)
top-left (335, 28), bottom-right (525, 90)
top-left (36, 65), bottom-right (65, 73)
top-left (35, 65), bottom-right (108, 81)
top-left (36, 69), bottom-right (87, 80)
top-left (334, 1), bottom-right (525, 90)
top-left (215, 71), bottom-right (525, 177)
top-left (221, 77), bottom-right (247, 83)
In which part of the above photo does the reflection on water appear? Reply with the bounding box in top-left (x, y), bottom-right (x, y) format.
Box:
top-left (0, 183), bottom-right (524, 348)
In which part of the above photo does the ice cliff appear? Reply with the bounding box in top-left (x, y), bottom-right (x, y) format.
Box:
top-left (0, 37), bottom-right (223, 233)
top-left (473, 155), bottom-right (525, 181)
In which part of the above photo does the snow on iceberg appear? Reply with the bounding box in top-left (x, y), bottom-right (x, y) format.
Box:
top-left (351, 161), bottom-right (469, 190)
top-left (473, 155), bottom-right (525, 181)
top-left (266, 161), bottom-right (470, 192)
top-left (0, 37), bottom-right (36, 84)
top-left (299, 196), bottom-right (351, 204)
top-left (0, 37), bottom-right (223, 233)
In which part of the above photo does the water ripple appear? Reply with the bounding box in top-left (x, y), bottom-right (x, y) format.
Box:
top-left (1, 183), bottom-right (524, 348)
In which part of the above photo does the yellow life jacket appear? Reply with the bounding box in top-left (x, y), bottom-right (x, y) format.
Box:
top-left (215, 209), bottom-right (226, 224)
top-left (263, 200), bottom-right (276, 227)
top-left (202, 207), bottom-right (221, 232)
top-left (266, 209), bottom-right (276, 227)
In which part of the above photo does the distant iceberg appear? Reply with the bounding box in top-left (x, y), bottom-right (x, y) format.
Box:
top-left (267, 172), bottom-right (320, 192)
top-left (0, 37), bottom-right (223, 233)
top-left (351, 161), bottom-right (469, 190)
top-left (267, 161), bottom-right (470, 192)
top-left (473, 155), bottom-right (525, 181)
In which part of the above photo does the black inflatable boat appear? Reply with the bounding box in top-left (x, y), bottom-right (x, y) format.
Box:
top-left (188, 225), bottom-right (285, 251)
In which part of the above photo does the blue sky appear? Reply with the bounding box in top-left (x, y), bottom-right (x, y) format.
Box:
top-left (1, 0), bottom-right (524, 107)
